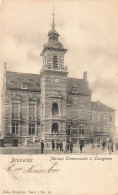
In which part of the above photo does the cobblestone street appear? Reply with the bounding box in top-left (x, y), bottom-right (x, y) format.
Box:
top-left (1, 144), bottom-right (118, 155)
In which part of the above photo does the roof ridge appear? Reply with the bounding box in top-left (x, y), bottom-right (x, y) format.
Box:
top-left (91, 101), bottom-right (115, 111)
top-left (67, 77), bottom-right (83, 80)
top-left (6, 71), bottom-right (40, 76)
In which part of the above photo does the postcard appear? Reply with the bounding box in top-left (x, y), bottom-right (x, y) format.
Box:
top-left (0, 0), bottom-right (118, 195)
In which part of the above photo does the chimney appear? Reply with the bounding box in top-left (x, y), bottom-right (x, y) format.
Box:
top-left (83, 71), bottom-right (87, 82)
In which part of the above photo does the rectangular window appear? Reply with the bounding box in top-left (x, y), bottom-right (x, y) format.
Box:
top-left (29, 124), bottom-right (35, 134)
top-left (29, 104), bottom-right (36, 118)
top-left (66, 125), bottom-right (71, 135)
top-left (104, 114), bottom-right (107, 120)
top-left (72, 87), bottom-right (78, 93)
top-left (79, 125), bottom-right (85, 135)
top-left (110, 116), bottom-right (112, 121)
top-left (12, 102), bottom-right (19, 119)
top-left (22, 82), bottom-right (27, 89)
top-left (12, 123), bottom-right (18, 134)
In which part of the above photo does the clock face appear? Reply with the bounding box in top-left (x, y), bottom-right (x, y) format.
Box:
top-left (54, 79), bottom-right (59, 84)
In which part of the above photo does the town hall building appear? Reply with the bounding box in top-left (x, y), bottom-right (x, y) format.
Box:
top-left (1, 14), bottom-right (115, 147)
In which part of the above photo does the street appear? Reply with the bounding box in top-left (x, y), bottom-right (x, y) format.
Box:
top-left (0, 144), bottom-right (118, 155)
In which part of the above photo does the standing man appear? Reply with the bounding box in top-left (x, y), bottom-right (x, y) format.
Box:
top-left (92, 141), bottom-right (94, 150)
top-left (70, 142), bottom-right (73, 153)
top-left (41, 140), bottom-right (44, 153)
top-left (56, 140), bottom-right (59, 150)
top-left (52, 140), bottom-right (55, 151)
top-left (109, 141), bottom-right (112, 154)
top-left (60, 141), bottom-right (63, 151)
top-left (111, 141), bottom-right (114, 152)
top-left (80, 142), bottom-right (83, 153)
top-left (102, 141), bottom-right (105, 151)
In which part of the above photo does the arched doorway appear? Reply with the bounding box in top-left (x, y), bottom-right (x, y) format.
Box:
top-left (52, 103), bottom-right (59, 116)
top-left (52, 123), bottom-right (58, 133)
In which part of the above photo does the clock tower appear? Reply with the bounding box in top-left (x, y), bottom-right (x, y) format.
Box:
top-left (40, 10), bottom-right (68, 141)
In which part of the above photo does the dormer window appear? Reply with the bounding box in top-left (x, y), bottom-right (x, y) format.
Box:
top-left (72, 86), bottom-right (78, 94)
top-left (22, 81), bottom-right (27, 89)
top-left (53, 55), bottom-right (58, 68)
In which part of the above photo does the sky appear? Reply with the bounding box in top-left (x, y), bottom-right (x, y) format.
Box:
top-left (0, 0), bottom-right (118, 128)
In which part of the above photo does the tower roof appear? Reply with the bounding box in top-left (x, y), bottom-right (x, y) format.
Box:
top-left (40, 9), bottom-right (67, 56)
top-left (48, 29), bottom-right (59, 37)
top-left (48, 8), bottom-right (59, 37)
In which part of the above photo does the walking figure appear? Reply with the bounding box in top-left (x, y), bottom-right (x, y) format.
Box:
top-left (70, 142), bottom-right (73, 153)
top-left (56, 140), bottom-right (59, 150)
top-left (80, 143), bottom-right (83, 153)
top-left (109, 141), bottom-right (112, 154)
top-left (52, 140), bottom-right (55, 151)
top-left (102, 141), bottom-right (105, 151)
top-left (65, 142), bottom-right (68, 153)
top-left (111, 141), bottom-right (114, 152)
top-left (41, 140), bottom-right (44, 153)
top-left (60, 141), bottom-right (63, 151)
top-left (92, 142), bottom-right (94, 150)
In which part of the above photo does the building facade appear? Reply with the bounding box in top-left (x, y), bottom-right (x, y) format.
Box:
top-left (1, 17), bottom-right (115, 146)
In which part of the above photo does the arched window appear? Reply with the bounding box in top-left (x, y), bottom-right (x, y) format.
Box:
top-left (53, 55), bottom-right (58, 68)
top-left (52, 103), bottom-right (59, 116)
top-left (52, 123), bottom-right (58, 133)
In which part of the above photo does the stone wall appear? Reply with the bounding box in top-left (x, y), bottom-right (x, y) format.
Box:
top-left (3, 89), bottom-right (41, 137)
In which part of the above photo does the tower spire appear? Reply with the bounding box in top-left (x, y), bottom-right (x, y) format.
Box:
top-left (52, 8), bottom-right (55, 30)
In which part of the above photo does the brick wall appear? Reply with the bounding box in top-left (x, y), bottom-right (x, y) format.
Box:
top-left (3, 89), bottom-right (41, 137)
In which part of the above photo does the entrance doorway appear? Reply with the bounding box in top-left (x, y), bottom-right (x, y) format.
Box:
top-left (52, 123), bottom-right (58, 133)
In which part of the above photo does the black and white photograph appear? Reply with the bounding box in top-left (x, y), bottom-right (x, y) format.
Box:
top-left (0, 1), bottom-right (118, 194)
top-left (0, 0), bottom-right (118, 155)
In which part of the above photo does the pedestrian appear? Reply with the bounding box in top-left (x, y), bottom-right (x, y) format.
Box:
top-left (67, 140), bottom-right (70, 150)
top-left (111, 141), bottom-right (114, 152)
top-left (70, 142), bottom-right (73, 153)
top-left (80, 143), bottom-right (83, 153)
top-left (56, 140), bottom-right (59, 150)
top-left (62, 142), bottom-right (63, 151)
top-left (102, 141), bottom-right (105, 151)
top-left (108, 141), bottom-right (109, 150)
top-left (60, 141), bottom-right (63, 151)
top-left (115, 142), bottom-right (118, 150)
top-left (92, 142), bottom-right (94, 150)
top-left (65, 142), bottom-right (68, 153)
top-left (52, 140), bottom-right (55, 151)
top-left (109, 141), bottom-right (112, 154)
top-left (37, 141), bottom-right (40, 148)
top-left (41, 140), bottom-right (44, 153)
